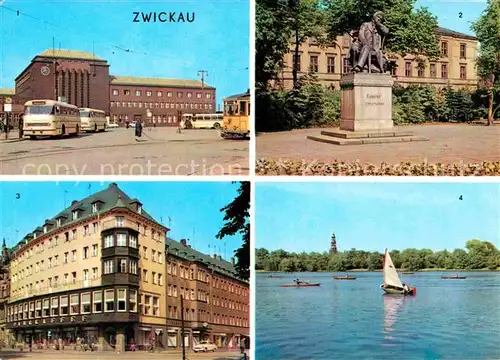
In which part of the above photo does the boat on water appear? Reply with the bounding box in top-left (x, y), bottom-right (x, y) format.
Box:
top-left (441, 275), bottom-right (467, 279)
top-left (280, 283), bottom-right (321, 287)
top-left (401, 272), bottom-right (415, 274)
top-left (268, 275), bottom-right (282, 278)
top-left (333, 275), bottom-right (357, 280)
top-left (380, 249), bottom-right (416, 296)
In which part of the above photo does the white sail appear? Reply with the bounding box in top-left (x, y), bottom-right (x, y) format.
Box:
top-left (383, 249), bottom-right (403, 288)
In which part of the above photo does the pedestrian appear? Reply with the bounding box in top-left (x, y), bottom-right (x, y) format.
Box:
top-left (135, 120), bottom-right (142, 138)
top-left (18, 114), bottom-right (24, 139)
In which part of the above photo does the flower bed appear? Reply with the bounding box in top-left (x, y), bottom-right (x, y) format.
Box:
top-left (256, 159), bottom-right (500, 176)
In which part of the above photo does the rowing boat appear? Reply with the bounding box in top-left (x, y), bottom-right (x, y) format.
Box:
top-left (441, 275), bottom-right (467, 279)
top-left (333, 275), bottom-right (356, 280)
top-left (280, 283), bottom-right (320, 287)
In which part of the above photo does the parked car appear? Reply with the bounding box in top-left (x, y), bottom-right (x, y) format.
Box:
top-left (193, 341), bottom-right (217, 352)
top-left (108, 123), bottom-right (119, 128)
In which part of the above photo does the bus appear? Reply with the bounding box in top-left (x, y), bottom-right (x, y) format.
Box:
top-left (180, 113), bottom-right (223, 129)
top-left (23, 100), bottom-right (81, 139)
top-left (79, 108), bottom-right (107, 132)
top-left (221, 91), bottom-right (250, 139)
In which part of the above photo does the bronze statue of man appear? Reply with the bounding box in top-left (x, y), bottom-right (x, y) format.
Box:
top-left (354, 11), bottom-right (389, 73)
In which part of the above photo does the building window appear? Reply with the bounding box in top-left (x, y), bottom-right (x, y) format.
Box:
top-left (64, 252), bottom-right (68, 264)
top-left (158, 253), bottom-right (162, 264)
top-left (309, 55), bottom-right (319, 73)
top-left (187, 92), bottom-right (192, 98)
top-left (72, 250), bottom-right (77, 262)
top-left (104, 235), bottom-right (114, 248)
top-left (153, 272), bottom-right (157, 284)
top-left (83, 269), bottom-right (89, 281)
top-left (405, 62), bottom-right (412, 77)
top-left (70, 294), bottom-right (79, 314)
top-left (135, 90), bottom-right (141, 96)
top-left (116, 216), bottom-right (124, 227)
top-left (105, 290), bottom-right (114, 312)
top-left (104, 260), bottom-right (113, 274)
top-left (129, 290), bottom-right (137, 312)
top-left (124, 90), bottom-right (130, 96)
top-left (460, 43), bottom-right (466, 58)
top-left (129, 235), bottom-right (137, 248)
top-left (156, 91), bottom-right (163, 97)
top-left (29, 302), bottom-right (35, 318)
top-left (83, 246), bottom-right (89, 259)
top-left (418, 66), bottom-right (424, 77)
top-left (72, 211), bottom-right (78, 220)
top-left (130, 260), bottom-right (138, 275)
top-left (143, 269), bottom-right (148, 282)
top-left (117, 233), bottom-right (127, 247)
top-left (153, 296), bottom-right (159, 316)
top-left (35, 300), bottom-right (42, 318)
top-left (112, 89), bottom-right (119, 96)
top-left (143, 246), bottom-right (148, 259)
top-left (81, 293), bottom-right (91, 314)
top-left (292, 54), bottom-right (301, 72)
top-left (119, 259), bottom-right (127, 273)
top-left (92, 267), bottom-right (98, 280)
top-left (460, 65), bottom-right (467, 79)
top-left (146, 91), bottom-right (152, 97)
top-left (441, 64), bottom-right (448, 78)
top-left (51, 297), bottom-right (59, 316)
top-left (43, 299), bottom-right (50, 317)
top-left (144, 295), bottom-right (151, 315)
top-left (71, 271), bottom-right (77, 283)
top-left (342, 57), bottom-right (351, 74)
top-left (430, 63), bottom-right (437, 78)
top-left (158, 273), bottom-right (163, 286)
top-left (327, 56), bottom-right (335, 73)
top-left (93, 291), bottom-right (102, 312)
top-left (92, 244), bottom-right (98, 256)
top-left (117, 289), bottom-right (126, 311)
top-left (441, 42), bottom-right (448, 57)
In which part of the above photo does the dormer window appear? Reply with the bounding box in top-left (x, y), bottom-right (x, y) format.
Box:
top-left (33, 233), bottom-right (37, 239)
top-left (43, 226), bottom-right (47, 234)
top-left (57, 218), bottom-right (61, 227)
top-left (92, 203), bottom-right (98, 213)
top-left (138, 205), bottom-right (142, 214)
top-left (72, 211), bottom-right (78, 220)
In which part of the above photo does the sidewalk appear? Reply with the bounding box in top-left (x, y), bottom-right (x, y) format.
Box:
top-left (0, 132), bottom-right (24, 143)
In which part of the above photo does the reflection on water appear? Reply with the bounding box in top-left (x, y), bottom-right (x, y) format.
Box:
top-left (382, 295), bottom-right (404, 343)
top-left (256, 272), bottom-right (500, 360)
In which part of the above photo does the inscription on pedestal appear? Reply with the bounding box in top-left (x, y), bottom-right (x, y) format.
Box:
top-left (365, 93), bottom-right (384, 106)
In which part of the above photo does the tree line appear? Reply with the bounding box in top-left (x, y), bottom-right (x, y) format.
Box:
top-left (256, 240), bottom-right (500, 272)
top-left (256, 0), bottom-right (499, 132)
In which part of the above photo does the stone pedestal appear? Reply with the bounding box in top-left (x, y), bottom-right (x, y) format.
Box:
top-left (340, 73), bottom-right (394, 131)
top-left (307, 72), bottom-right (429, 146)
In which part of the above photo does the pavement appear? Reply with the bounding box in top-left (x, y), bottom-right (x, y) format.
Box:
top-left (0, 348), bottom-right (248, 360)
top-left (0, 128), bottom-right (249, 175)
top-left (256, 124), bottom-right (500, 165)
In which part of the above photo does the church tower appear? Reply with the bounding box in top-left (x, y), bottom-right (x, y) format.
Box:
top-left (330, 232), bottom-right (338, 254)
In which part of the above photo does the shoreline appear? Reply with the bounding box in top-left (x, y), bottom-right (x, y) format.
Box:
top-left (257, 268), bottom-right (499, 273)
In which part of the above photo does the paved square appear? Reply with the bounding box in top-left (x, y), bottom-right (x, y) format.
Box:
top-left (0, 128), bottom-right (249, 176)
top-left (256, 124), bottom-right (500, 165)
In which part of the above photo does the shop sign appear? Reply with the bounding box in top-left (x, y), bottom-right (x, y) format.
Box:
top-left (12, 315), bottom-right (88, 327)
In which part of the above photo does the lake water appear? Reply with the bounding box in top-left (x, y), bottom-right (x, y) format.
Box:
top-left (256, 272), bottom-right (500, 360)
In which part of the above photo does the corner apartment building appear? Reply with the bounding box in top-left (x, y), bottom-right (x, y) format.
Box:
top-left (165, 238), bottom-right (250, 350)
top-left (6, 183), bottom-right (168, 352)
top-left (279, 27), bottom-right (478, 90)
top-left (0, 241), bottom-right (12, 346)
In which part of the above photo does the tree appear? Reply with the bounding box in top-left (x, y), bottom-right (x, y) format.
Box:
top-left (216, 182), bottom-right (250, 280)
top-left (289, 0), bottom-right (326, 88)
top-left (471, 0), bottom-right (500, 125)
top-left (326, 0), bottom-right (440, 59)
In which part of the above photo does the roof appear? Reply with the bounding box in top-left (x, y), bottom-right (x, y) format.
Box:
top-left (166, 237), bottom-right (247, 283)
top-left (37, 49), bottom-right (106, 62)
top-left (436, 27), bottom-right (477, 41)
top-left (223, 91), bottom-right (250, 101)
top-left (13, 183), bottom-right (161, 254)
top-left (110, 75), bottom-right (215, 89)
top-left (0, 89), bottom-right (15, 96)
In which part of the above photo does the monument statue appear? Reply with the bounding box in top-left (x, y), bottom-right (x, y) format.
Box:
top-left (348, 11), bottom-right (389, 74)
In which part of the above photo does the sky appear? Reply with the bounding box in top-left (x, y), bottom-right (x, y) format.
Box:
top-left (415, 0), bottom-right (486, 36)
top-left (256, 182), bottom-right (500, 253)
top-left (0, 0), bottom-right (249, 107)
top-left (0, 181), bottom-right (244, 261)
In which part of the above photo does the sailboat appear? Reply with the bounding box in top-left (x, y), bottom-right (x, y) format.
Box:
top-left (380, 249), bottom-right (417, 296)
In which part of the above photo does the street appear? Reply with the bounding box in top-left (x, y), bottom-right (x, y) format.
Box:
top-left (0, 128), bottom-right (249, 175)
top-left (0, 348), bottom-right (247, 360)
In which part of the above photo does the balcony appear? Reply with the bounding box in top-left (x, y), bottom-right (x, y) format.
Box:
top-left (101, 246), bottom-right (139, 259)
top-left (101, 219), bottom-right (139, 232)
top-left (101, 272), bottom-right (139, 286)
top-left (9, 278), bottom-right (101, 303)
